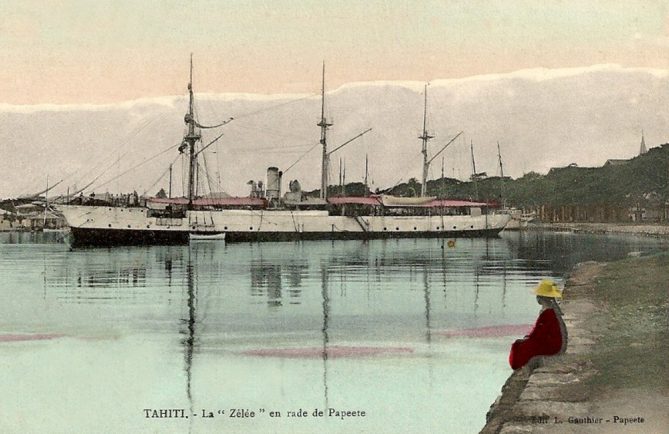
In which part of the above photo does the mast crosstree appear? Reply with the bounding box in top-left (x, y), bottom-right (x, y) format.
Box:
top-left (417, 84), bottom-right (463, 197)
top-left (179, 55), bottom-right (233, 209)
top-left (182, 54), bottom-right (202, 210)
top-left (318, 63), bottom-right (371, 200)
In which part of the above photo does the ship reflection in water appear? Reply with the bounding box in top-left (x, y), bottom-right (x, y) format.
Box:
top-left (1, 232), bottom-right (668, 433)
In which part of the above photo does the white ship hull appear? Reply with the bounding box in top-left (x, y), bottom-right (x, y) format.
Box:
top-left (57, 205), bottom-right (511, 246)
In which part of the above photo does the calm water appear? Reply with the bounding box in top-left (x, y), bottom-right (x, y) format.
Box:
top-left (0, 231), bottom-right (666, 434)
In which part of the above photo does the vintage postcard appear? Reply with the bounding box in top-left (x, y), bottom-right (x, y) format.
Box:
top-left (1, 1), bottom-right (668, 433)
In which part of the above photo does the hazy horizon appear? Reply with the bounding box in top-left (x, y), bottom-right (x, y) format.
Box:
top-left (2, 1), bottom-right (669, 104)
top-left (1, 63), bottom-right (665, 199)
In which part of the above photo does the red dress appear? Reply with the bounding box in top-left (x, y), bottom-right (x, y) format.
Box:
top-left (509, 308), bottom-right (564, 370)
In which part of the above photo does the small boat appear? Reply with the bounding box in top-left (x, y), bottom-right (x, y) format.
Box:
top-left (43, 228), bottom-right (70, 233)
top-left (189, 232), bottom-right (226, 241)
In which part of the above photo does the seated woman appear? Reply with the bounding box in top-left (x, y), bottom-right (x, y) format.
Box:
top-left (509, 279), bottom-right (568, 370)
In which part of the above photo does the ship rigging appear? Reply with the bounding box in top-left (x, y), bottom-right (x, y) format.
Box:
top-left (55, 59), bottom-right (510, 246)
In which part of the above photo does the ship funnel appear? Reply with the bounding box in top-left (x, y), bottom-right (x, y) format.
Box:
top-left (266, 167), bottom-right (282, 201)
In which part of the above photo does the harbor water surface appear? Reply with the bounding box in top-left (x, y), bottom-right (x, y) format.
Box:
top-left (1, 231), bottom-right (666, 433)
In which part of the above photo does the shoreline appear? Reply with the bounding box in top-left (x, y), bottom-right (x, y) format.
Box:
top-left (527, 222), bottom-right (669, 238)
top-left (480, 255), bottom-right (669, 433)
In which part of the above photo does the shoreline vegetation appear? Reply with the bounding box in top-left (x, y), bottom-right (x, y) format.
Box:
top-left (481, 253), bottom-right (669, 433)
top-left (3, 142), bottom-right (668, 221)
top-left (366, 143), bottom-right (669, 226)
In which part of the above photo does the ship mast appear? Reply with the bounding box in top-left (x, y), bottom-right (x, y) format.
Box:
top-left (364, 154), bottom-right (369, 196)
top-left (471, 140), bottom-right (479, 200)
top-left (43, 175), bottom-right (48, 228)
top-left (497, 141), bottom-right (504, 179)
top-left (318, 62), bottom-right (333, 200)
top-left (497, 141), bottom-right (505, 207)
top-left (419, 83), bottom-right (434, 197)
top-left (168, 164), bottom-right (173, 199)
top-left (184, 54), bottom-right (201, 210)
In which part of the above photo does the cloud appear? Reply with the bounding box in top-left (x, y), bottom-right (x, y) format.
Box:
top-left (1, 64), bottom-right (666, 198)
top-left (632, 32), bottom-right (669, 49)
top-left (4, 64), bottom-right (667, 114)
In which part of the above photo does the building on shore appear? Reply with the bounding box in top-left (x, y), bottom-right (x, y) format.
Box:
top-left (0, 202), bottom-right (67, 231)
top-left (0, 209), bottom-right (17, 231)
top-left (531, 201), bottom-right (669, 224)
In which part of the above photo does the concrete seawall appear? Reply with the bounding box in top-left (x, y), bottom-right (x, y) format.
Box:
top-left (480, 253), bottom-right (669, 433)
top-left (528, 222), bottom-right (669, 237)
top-left (481, 262), bottom-right (602, 433)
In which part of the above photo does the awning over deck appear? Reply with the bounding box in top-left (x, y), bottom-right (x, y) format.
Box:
top-left (327, 196), bottom-right (382, 206)
top-left (327, 195), bottom-right (493, 208)
top-left (428, 199), bottom-right (491, 208)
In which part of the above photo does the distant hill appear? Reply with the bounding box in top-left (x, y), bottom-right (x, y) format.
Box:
top-left (332, 144), bottom-right (669, 211)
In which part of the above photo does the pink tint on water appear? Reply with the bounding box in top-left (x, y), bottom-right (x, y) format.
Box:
top-left (0, 333), bottom-right (64, 342)
top-left (241, 345), bottom-right (414, 359)
top-left (436, 324), bottom-right (532, 338)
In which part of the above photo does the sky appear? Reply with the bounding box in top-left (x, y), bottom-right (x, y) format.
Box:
top-left (2, 0), bottom-right (669, 104)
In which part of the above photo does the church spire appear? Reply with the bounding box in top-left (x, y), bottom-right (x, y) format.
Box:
top-left (639, 130), bottom-right (648, 155)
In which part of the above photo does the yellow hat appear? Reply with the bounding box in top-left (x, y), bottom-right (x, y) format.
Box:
top-left (533, 279), bottom-right (563, 298)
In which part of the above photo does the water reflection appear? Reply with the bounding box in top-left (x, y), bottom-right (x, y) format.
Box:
top-left (320, 264), bottom-right (331, 408)
top-left (76, 266), bottom-right (146, 288)
top-left (3, 232), bottom-right (668, 433)
top-left (181, 251), bottom-right (197, 430)
top-left (249, 259), bottom-right (309, 307)
top-left (31, 233), bottom-right (669, 330)
top-left (422, 266), bottom-right (432, 344)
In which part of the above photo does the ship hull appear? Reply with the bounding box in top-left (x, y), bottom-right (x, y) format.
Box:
top-left (58, 205), bottom-right (511, 247)
top-left (224, 228), bottom-right (503, 242)
top-left (70, 227), bottom-right (189, 246)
